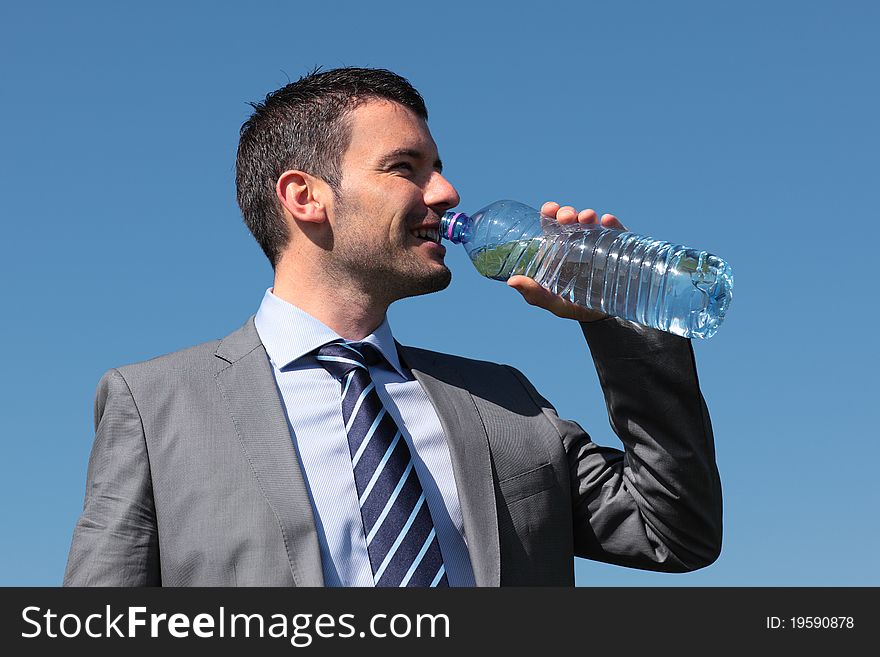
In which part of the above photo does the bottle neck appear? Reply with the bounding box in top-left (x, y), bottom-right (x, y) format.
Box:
top-left (440, 211), bottom-right (471, 244)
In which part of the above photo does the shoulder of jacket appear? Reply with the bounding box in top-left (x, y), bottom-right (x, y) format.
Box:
top-left (109, 336), bottom-right (226, 386)
top-left (109, 316), bottom-right (258, 382)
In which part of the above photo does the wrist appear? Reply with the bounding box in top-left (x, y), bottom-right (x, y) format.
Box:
top-left (576, 310), bottom-right (611, 323)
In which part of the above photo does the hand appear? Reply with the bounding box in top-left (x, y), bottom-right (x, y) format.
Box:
top-left (507, 201), bottom-right (627, 322)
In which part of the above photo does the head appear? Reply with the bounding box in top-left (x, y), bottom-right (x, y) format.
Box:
top-left (236, 69), bottom-right (459, 303)
top-left (316, 97), bottom-right (460, 306)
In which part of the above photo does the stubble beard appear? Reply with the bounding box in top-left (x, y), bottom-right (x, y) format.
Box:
top-left (345, 252), bottom-right (451, 307)
top-left (329, 197), bottom-right (452, 306)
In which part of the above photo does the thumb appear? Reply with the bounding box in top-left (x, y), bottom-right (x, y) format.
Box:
top-left (507, 275), bottom-right (554, 307)
top-left (508, 274), bottom-right (606, 322)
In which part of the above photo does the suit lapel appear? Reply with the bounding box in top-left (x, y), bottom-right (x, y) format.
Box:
top-left (214, 317), bottom-right (324, 587)
top-left (399, 344), bottom-right (501, 587)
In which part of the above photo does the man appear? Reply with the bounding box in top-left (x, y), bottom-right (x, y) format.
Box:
top-left (64, 67), bottom-right (722, 586)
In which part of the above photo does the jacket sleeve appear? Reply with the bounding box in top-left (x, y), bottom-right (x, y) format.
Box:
top-left (512, 317), bottom-right (722, 572)
top-left (63, 368), bottom-right (161, 586)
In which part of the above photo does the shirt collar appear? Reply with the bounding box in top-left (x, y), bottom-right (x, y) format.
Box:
top-left (253, 288), bottom-right (407, 377)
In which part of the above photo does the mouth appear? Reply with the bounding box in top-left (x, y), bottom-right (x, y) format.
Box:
top-left (409, 225), bottom-right (442, 244)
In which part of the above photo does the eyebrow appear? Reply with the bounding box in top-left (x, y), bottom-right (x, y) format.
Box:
top-left (376, 148), bottom-right (443, 173)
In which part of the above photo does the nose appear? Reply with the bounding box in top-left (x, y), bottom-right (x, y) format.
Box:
top-left (425, 171), bottom-right (460, 214)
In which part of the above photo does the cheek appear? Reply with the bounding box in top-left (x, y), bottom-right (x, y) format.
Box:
top-left (342, 180), bottom-right (419, 242)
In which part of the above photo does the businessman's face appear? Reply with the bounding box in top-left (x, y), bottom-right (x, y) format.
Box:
top-left (328, 99), bottom-right (460, 302)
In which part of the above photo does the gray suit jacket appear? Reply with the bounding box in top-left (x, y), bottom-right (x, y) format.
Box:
top-left (63, 315), bottom-right (722, 586)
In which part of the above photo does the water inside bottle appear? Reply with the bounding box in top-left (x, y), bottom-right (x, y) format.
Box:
top-left (469, 239), bottom-right (543, 280)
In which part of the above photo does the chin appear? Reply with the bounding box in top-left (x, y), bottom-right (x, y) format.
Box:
top-left (396, 267), bottom-right (452, 301)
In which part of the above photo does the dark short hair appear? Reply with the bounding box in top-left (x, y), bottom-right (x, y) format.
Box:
top-left (235, 67), bottom-right (428, 268)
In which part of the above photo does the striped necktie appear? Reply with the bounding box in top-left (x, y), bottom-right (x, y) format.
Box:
top-left (315, 341), bottom-right (449, 587)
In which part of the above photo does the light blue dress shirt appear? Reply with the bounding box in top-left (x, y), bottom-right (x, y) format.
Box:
top-left (254, 289), bottom-right (476, 586)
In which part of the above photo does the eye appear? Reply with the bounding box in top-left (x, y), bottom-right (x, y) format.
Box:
top-left (391, 162), bottom-right (414, 172)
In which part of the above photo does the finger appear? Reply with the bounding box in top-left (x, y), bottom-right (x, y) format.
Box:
top-left (577, 208), bottom-right (599, 224)
top-left (540, 201), bottom-right (560, 217)
top-left (556, 205), bottom-right (578, 223)
top-left (600, 213), bottom-right (626, 230)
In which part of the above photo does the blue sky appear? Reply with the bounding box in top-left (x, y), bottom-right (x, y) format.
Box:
top-left (1, 0), bottom-right (877, 586)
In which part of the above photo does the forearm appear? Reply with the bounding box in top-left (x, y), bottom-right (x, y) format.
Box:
top-left (576, 316), bottom-right (722, 570)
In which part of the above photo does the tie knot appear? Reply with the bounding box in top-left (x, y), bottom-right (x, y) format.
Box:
top-left (314, 341), bottom-right (382, 380)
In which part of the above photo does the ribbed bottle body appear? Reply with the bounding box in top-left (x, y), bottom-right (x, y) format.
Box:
top-left (442, 200), bottom-right (733, 339)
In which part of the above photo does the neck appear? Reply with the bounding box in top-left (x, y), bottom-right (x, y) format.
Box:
top-left (272, 267), bottom-right (389, 342)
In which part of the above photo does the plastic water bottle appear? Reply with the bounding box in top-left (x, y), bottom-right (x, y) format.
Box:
top-left (440, 200), bottom-right (733, 339)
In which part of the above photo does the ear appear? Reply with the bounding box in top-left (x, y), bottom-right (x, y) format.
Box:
top-left (276, 170), bottom-right (330, 224)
